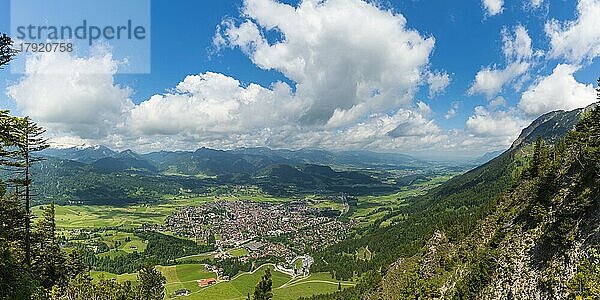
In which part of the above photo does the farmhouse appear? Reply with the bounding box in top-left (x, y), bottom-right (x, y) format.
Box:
top-left (174, 289), bottom-right (189, 296)
top-left (198, 278), bottom-right (217, 287)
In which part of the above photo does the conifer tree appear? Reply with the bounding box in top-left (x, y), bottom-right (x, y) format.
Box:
top-left (0, 33), bottom-right (17, 69)
top-left (567, 85), bottom-right (600, 173)
top-left (208, 230), bottom-right (216, 246)
top-left (4, 117), bottom-right (49, 268)
top-left (65, 248), bottom-right (88, 280)
top-left (0, 239), bottom-right (40, 299)
top-left (253, 268), bottom-right (273, 300)
top-left (529, 136), bottom-right (547, 178)
top-left (137, 264), bottom-right (167, 300)
top-left (32, 204), bottom-right (67, 289)
top-left (0, 192), bottom-right (26, 253)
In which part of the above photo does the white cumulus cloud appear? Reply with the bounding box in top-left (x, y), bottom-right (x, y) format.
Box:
top-left (426, 71), bottom-right (451, 98)
top-left (518, 64), bottom-right (596, 116)
top-left (216, 0), bottom-right (435, 127)
top-left (483, 0), bottom-right (504, 16)
top-left (445, 102), bottom-right (460, 119)
top-left (530, 0), bottom-right (543, 8)
top-left (545, 0), bottom-right (600, 63)
top-left (128, 72), bottom-right (308, 135)
top-left (469, 25), bottom-right (533, 98)
top-left (6, 48), bottom-right (133, 139)
top-left (466, 106), bottom-right (529, 140)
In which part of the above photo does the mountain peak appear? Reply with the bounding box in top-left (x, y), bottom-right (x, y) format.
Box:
top-left (511, 106), bottom-right (585, 150)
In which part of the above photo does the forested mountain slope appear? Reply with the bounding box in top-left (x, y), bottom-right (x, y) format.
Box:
top-left (305, 103), bottom-right (597, 299)
top-left (367, 104), bottom-right (600, 299)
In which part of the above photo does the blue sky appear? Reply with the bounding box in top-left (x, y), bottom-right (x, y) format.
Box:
top-left (0, 0), bottom-right (598, 158)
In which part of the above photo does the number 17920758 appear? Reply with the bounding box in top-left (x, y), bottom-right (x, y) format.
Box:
top-left (19, 42), bottom-right (73, 53)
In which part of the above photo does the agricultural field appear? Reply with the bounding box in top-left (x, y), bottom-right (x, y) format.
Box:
top-left (176, 252), bottom-right (216, 262)
top-left (90, 270), bottom-right (138, 283)
top-left (33, 202), bottom-right (175, 230)
top-left (94, 263), bottom-right (356, 300)
top-left (160, 264), bottom-right (218, 297)
top-left (158, 264), bottom-right (287, 299)
top-left (274, 272), bottom-right (355, 299)
top-left (227, 248), bottom-right (249, 257)
top-left (95, 231), bottom-right (147, 258)
top-left (166, 264), bottom-right (355, 300)
top-left (309, 199), bottom-right (347, 212)
top-left (351, 175), bottom-right (453, 227)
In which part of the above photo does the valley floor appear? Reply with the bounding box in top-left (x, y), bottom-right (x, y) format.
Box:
top-left (35, 176), bottom-right (453, 299)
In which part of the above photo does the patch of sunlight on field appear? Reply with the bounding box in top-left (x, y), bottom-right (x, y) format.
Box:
top-left (90, 271), bottom-right (138, 283)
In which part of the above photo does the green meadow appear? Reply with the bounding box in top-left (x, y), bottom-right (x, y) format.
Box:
top-left (227, 248), bottom-right (249, 257)
top-left (90, 270), bottom-right (138, 283)
top-left (91, 263), bottom-right (354, 300)
top-left (352, 174), bottom-right (453, 227)
top-left (95, 231), bottom-right (148, 258)
top-left (166, 264), bottom-right (355, 300)
top-left (159, 264), bottom-right (218, 297)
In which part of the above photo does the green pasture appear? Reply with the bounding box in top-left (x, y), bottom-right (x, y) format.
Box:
top-left (227, 248), bottom-right (249, 257)
top-left (90, 270), bottom-right (138, 283)
top-left (89, 262), bottom-right (355, 299)
top-left (158, 264), bottom-right (217, 298)
top-left (166, 264), bottom-right (355, 300)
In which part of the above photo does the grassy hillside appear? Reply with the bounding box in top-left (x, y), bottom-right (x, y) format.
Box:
top-left (159, 264), bottom-right (218, 297)
top-left (186, 266), bottom-right (354, 300)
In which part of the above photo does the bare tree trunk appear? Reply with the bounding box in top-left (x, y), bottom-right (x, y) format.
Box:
top-left (25, 133), bottom-right (30, 268)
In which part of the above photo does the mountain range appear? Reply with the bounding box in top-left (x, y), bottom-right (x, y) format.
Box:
top-left (32, 145), bottom-right (466, 205)
top-left (42, 146), bottom-right (430, 172)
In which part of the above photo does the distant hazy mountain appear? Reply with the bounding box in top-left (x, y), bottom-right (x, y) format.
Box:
top-left (42, 145), bottom-right (117, 163)
top-left (41, 145), bottom-right (429, 176)
top-left (234, 148), bottom-right (422, 169)
top-left (91, 156), bottom-right (157, 173)
top-left (35, 144), bottom-right (440, 205)
top-left (147, 147), bottom-right (290, 176)
top-left (471, 149), bottom-right (506, 165)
